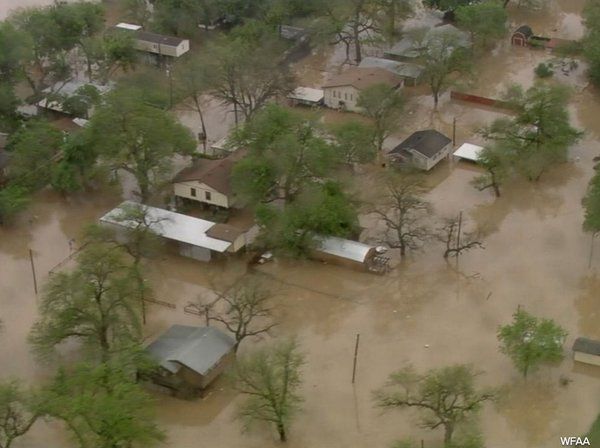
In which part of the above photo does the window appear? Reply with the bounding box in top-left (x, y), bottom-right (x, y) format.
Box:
top-left (205, 191), bottom-right (212, 201)
top-left (190, 188), bottom-right (197, 197)
top-left (344, 93), bottom-right (348, 101)
top-left (350, 94), bottom-right (354, 101)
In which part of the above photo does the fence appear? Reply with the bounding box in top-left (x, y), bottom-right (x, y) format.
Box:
top-left (144, 297), bottom-right (176, 309)
top-left (450, 91), bottom-right (515, 111)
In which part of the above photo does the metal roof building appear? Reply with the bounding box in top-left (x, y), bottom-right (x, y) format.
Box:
top-left (288, 87), bottom-right (324, 106)
top-left (100, 201), bottom-right (236, 261)
top-left (453, 143), bottom-right (484, 162)
top-left (316, 236), bottom-right (374, 263)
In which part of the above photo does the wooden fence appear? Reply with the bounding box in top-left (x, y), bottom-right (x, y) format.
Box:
top-left (450, 91), bottom-right (515, 111)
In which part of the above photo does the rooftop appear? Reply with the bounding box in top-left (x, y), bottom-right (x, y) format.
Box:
top-left (288, 87), bottom-right (324, 103)
top-left (453, 143), bottom-right (484, 162)
top-left (390, 130), bottom-right (451, 159)
top-left (136, 30), bottom-right (187, 47)
top-left (205, 223), bottom-right (244, 243)
top-left (100, 201), bottom-right (232, 253)
top-left (573, 337), bottom-right (600, 356)
top-left (146, 325), bottom-right (235, 375)
top-left (173, 151), bottom-right (245, 195)
top-left (359, 57), bottom-right (424, 79)
top-left (316, 235), bottom-right (374, 263)
top-left (322, 67), bottom-right (402, 90)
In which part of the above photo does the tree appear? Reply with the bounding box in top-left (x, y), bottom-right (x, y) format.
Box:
top-left (206, 23), bottom-right (294, 123)
top-left (357, 83), bottom-right (405, 159)
top-left (41, 362), bottom-right (164, 448)
top-left (583, 168), bottom-right (600, 234)
top-left (85, 88), bottom-right (196, 202)
top-left (374, 0), bottom-right (414, 43)
top-left (233, 339), bottom-right (304, 442)
top-left (51, 132), bottom-right (101, 194)
top-left (120, 0), bottom-right (153, 27)
top-left (194, 279), bottom-right (276, 351)
top-left (498, 308), bottom-right (567, 378)
top-left (0, 185), bottom-right (30, 226)
top-left (374, 364), bottom-right (495, 447)
top-left (481, 84), bottom-right (581, 181)
top-left (6, 120), bottom-right (63, 189)
top-left (232, 105), bottom-right (337, 205)
top-left (419, 27), bottom-right (471, 108)
top-left (84, 203), bottom-right (163, 324)
top-left (0, 381), bottom-right (39, 448)
top-left (0, 22), bottom-right (32, 86)
top-left (455, 1), bottom-right (507, 50)
top-left (471, 144), bottom-right (510, 198)
top-left (584, 0), bottom-right (600, 86)
top-left (374, 174), bottom-right (431, 256)
top-left (330, 120), bottom-right (377, 165)
top-left (174, 54), bottom-right (211, 150)
top-left (424, 0), bottom-right (474, 10)
top-left (439, 214), bottom-right (483, 259)
top-left (79, 32), bottom-right (137, 84)
top-left (29, 244), bottom-right (142, 361)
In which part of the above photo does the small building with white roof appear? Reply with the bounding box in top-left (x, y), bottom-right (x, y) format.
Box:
top-left (312, 235), bottom-right (389, 274)
top-left (100, 201), bottom-right (246, 262)
top-left (288, 87), bottom-right (324, 107)
top-left (453, 143), bottom-right (484, 163)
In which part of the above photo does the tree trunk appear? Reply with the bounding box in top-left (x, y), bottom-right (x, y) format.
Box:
top-left (503, 0), bottom-right (510, 7)
top-left (444, 422), bottom-right (455, 447)
top-left (276, 421), bottom-right (287, 442)
top-left (433, 90), bottom-right (440, 109)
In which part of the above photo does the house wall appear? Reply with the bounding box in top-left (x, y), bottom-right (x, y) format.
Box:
top-left (135, 39), bottom-right (189, 57)
top-left (311, 249), bottom-right (367, 271)
top-left (179, 243), bottom-right (212, 262)
top-left (227, 234), bottom-right (246, 253)
top-left (174, 181), bottom-right (230, 208)
top-left (574, 351), bottom-right (600, 367)
top-left (198, 350), bottom-right (236, 389)
top-left (425, 142), bottom-right (452, 171)
top-left (323, 86), bottom-right (361, 112)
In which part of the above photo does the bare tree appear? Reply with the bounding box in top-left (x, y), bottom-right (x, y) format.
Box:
top-left (189, 279), bottom-right (276, 351)
top-left (439, 213), bottom-right (484, 260)
top-left (374, 175), bottom-right (431, 257)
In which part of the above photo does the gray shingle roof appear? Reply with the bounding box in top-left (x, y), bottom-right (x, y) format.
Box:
top-left (390, 130), bottom-right (451, 159)
top-left (573, 337), bottom-right (600, 356)
top-left (146, 325), bottom-right (235, 375)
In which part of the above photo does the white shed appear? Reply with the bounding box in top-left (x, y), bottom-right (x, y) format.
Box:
top-left (288, 87), bottom-right (324, 106)
top-left (453, 143), bottom-right (484, 162)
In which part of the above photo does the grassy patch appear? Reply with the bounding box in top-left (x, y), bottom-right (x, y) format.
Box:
top-left (587, 414), bottom-right (600, 443)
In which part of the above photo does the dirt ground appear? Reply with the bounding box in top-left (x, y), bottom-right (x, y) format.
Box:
top-left (2, 0), bottom-right (600, 447)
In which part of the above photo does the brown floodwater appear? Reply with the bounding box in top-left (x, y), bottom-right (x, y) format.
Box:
top-left (2, 0), bottom-right (600, 447)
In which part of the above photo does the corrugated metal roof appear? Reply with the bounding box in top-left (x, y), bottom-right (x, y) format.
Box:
top-left (453, 143), bottom-right (484, 162)
top-left (288, 87), bottom-right (324, 103)
top-left (146, 325), bottom-right (235, 375)
top-left (100, 201), bottom-right (231, 253)
top-left (359, 57), bottom-right (424, 79)
top-left (316, 235), bottom-right (374, 263)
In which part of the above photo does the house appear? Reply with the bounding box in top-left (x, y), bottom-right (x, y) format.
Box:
top-left (384, 24), bottom-right (470, 62)
top-left (288, 87), bottom-right (324, 107)
top-left (573, 337), bottom-right (600, 367)
top-left (322, 67), bottom-right (403, 113)
top-left (511, 25), bottom-right (533, 47)
top-left (37, 79), bottom-right (113, 118)
top-left (145, 325), bottom-right (236, 398)
top-left (359, 57), bottom-right (424, 86)
top-left (100, 201), bottom-right (247, 262)
top-left (173, 151), bottom-right (244, 209)
top-left (312, 235), bottom-right (389, 274)
top-left (453, 142), bottom-right (484, 163)
top-left (115, 23), bottom-right (190, 60)
top-left (389, 130), bottom-right (452, 171)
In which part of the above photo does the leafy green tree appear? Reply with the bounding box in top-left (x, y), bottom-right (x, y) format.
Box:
top-left (85, 88), bottom-right (196, 201)
top-left (424, 0), bottom-right (475, 10)
top-left (0, 22), bottom-right (32, 86)
top-left (258, 181), bottom-right (359, 256)
top-left (498, 308), bottom-right (567, 378)
top-left (120, 0), bottom-right (153, 27)
top-left (374, 0), bottom-right (415, 43)
top-left (583, 169), bottom-right (600, 234)
top-left (29, 244), bottom-right (141, 361)
top-left (41, 362), bottom-right (164, 448)
top-left (482, 84), bottom-right (581, 181)
top-left (79, 32), bottom-right (137, 84)
top-left (456, 1), bottom-right (507, 50)
top-left (6, 120), bottom-right (63, 189)
top-left (205, 23), bottom-right (294, 123)
top-left (330, 120), bottom-right (377, 165)
top-left (232, 104), bottom-right (337, 204)
top-left (0, 85), bottom-right (21, 133)
top-left (0, 185), bottom-right (30, 226)
top-left (0, 381), bottom-right (39, 448)
top-left (584, 0), bottom-right (600, 86)
top-left (233, 339), bottom-right (304, 442)
top-left (471, 144), bottom-right (510, 198)
top-left (51, 132), bottom-right (101, 194)
top-left (58, 84), bottom-right (102, 119)
top-left (418, 27), bottom-right (471, 108)
top-left (374, 364), bottom-right (495, 447)
top-left (357, 83), bottom-right (405, 159)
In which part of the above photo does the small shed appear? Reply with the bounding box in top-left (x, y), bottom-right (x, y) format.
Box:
top-left (145, 325), bottom-right (236, 397)
top-left (512, 25), bottom-right (533, 47)
top-left (288, 87), bottom-right (324, 107)
top-left (453, 143), bottom-right (484, 162)
top-left (100, 201), bottom-right (243, 262)
top-left (573, 337), bottom-right (600, 367)
top-left (389, 130), bottom-right (452, 171)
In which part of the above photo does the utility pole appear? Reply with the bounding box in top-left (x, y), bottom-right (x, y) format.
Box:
top-left (29, 249), bottom-right (38, 295)
top-left (452, 117), bottom-right (457, 147)
top-left (352, 333), bottom-right (360, 384)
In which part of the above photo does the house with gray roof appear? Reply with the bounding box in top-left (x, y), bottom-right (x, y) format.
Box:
top-left (389, 130), bottom-right (452, 171)
top-left (384, 24), bottom-right (471, 62)
top-left (359, 57), bottom-right (424, 86)
top-left (145, 325), bottom-right (236, 397)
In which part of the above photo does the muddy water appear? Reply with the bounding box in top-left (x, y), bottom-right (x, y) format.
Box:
top-left (2, 1), bottom-right (600, 448)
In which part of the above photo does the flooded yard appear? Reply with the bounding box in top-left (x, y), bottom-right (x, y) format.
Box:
top-left (1, 0), bottom-right (600, 447)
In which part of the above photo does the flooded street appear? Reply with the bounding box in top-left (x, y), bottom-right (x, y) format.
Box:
top-left (2, 0), bottom-right (600, 447)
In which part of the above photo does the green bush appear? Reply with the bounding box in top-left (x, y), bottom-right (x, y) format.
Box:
top-left (535, 62), bottom-right (554, 78)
